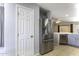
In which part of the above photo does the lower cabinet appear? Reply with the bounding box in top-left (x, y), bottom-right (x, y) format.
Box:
top-left (75, 35), bottom-right (79, 46)
top-left (60, 34), bottom-right (68, 45)
top-left (68, 35), bottom-right (75, 45)
top-left (68, 34), bottom-right (79, 47)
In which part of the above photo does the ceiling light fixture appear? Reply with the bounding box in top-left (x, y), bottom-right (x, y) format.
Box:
top-left (65, 14), bottom-right (69, 17)
top-left (56, 20), bottom-right (61, 23)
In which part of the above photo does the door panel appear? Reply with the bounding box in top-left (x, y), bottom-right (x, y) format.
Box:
top-left (17, 5), bottom-right (34, 56)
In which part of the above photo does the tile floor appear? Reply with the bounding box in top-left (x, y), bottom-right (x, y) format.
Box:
top-left (44, 45), bottom-right (79, 56)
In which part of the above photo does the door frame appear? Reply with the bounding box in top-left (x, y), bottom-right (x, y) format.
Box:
top-left (16, 4), bottom-right (35, 56)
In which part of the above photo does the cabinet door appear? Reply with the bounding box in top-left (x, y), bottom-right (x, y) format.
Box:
top-left (68, 35), bottom-right (75, 45)
top-left (75, 35), bottom-right (79, 47)
top-left (60, 34), bottom-right (68, 44)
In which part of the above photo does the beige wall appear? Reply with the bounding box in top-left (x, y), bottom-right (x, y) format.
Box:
top-left (73, 24), bottom-right (79, 33)
top-left (53, 23), bottom-right (71, 32)
top-left (60, 25), bottom-right (70, 32)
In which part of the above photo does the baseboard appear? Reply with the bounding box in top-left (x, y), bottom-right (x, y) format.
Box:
top-left (0, 53), bottom-right (8, 56)
top-left (34, 53), bottom-right (40, 56)
top-left (68, 44), bottom-right (79, 48)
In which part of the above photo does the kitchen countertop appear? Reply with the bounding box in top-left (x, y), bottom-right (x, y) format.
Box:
top-left (54, 32), bottom-right (79, 34)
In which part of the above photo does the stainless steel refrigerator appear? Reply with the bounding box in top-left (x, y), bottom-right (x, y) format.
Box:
top-left (39, 8), bottom-right (54, 55)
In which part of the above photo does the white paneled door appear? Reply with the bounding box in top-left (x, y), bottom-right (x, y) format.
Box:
top-left (17, 5), bottom-right (34, 56)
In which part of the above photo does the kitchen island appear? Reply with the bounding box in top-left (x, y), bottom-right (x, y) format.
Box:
top-left (54, 32), bottom-right (79, 47)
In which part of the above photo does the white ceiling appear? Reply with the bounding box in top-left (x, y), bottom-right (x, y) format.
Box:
top-left (38, 3), bottom-right (79, 22)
